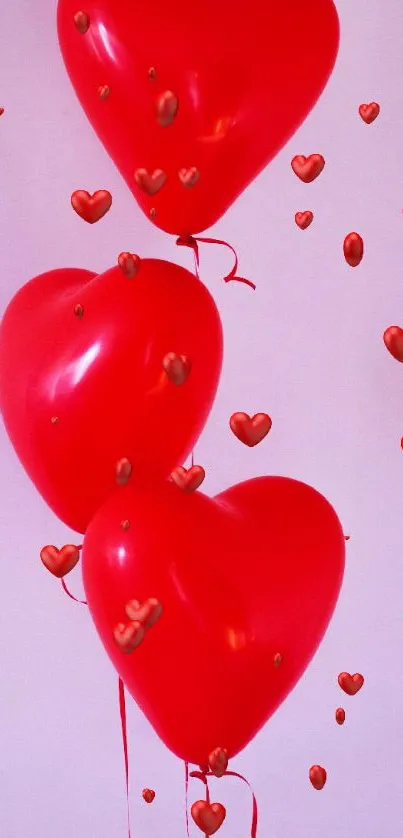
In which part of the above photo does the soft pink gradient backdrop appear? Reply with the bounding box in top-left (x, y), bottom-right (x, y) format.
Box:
top-left (1, 1), bottom-right (403, 836)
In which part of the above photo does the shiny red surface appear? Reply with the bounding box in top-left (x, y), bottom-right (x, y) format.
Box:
top-left (0, 260), bottom-right (222, 533)
top-left (57, 0), bottom-right (339, 235)
top-left (82, 475), bottom-right (345, 765)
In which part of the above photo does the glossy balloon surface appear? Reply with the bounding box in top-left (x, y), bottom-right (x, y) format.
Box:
top-left (0, 261), bottom-right (222, 533)
top-left (83, 476), bottom-right (345, 765)
top-left (57, 0), bottom-right (339, 235)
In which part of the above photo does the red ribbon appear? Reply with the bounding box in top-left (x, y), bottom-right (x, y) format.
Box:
top-left (176, 235), bottom-right (256, 290)
top-left (185, 762), bottom-right (190, 838)
top-left (60, 578), bottom-right (87, 605)
top-left (189, 768), bottom-right (258, 838)
top-left (119, 678), bottom-right (132, 838)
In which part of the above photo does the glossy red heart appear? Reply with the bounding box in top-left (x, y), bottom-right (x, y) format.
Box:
top-left (208, 747), bottom-right (228, 778)
top-left (383, 326), bottom-right (403, 362)
top-left (359, 102), bottom-right (380, 124)
top-left (118, 252), bottom-right (141, 278)
top-left (295, 210), bottom-right (314, 229)
top-left (0, 260), bottom-right (222, 533)
top-left (291, 155), bottom-right (325, 183)
top-left (338, 672), bottom-right (364, 696)
top-left (82, 476), bottom-right (345, 764)
top-left (191, 801), bottom-right (226, 835)
top-left (171, 465), bottom-right (205, 492)
top-left (343, 232), bottom-right (364, 267)
top-left (309, 765), bottom-right (327, 790)
top-left (40, 543), bottom-right (81, 578)
top-left (230, 412), bottom-right (272, 447)
top-left (113, 621), bottom-right (145, 653)
top-left (57, 0), bottom-right (339, 235)
top-left (70, 189), bottom-right (112, 223)
top-left (125, 598), bottom-right (163, 629)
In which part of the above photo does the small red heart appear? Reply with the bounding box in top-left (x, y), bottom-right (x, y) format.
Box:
top-left (335, 707), bottom-right (346, 725)
top-left (230, 412), bottom-right (272, 447)
top-left (343, 232), bottom-right (363, 267)
top-left (125, 598), bottom-right (163, 630)
top-left (273, 652), bottom-right (283, 667)
top-left (208, 747), bottom-right (228, 778)
top-left (71, 189), bottom-right (112, 223)
top-left (309, 765), bottom-right (327, 790)
top-left (338, 672), bottom-right (364, 696)
top-left (383, 326), bottom-right (403, 362)
top-left (191, 801), bottom-right (226, 835)
top-left (142, 788), bottom-right (155, 803)
top-left (118, 252), bottom-right (141, 278)
top-left (40, 544), bottom-right (81, 578)
top-left (291, 154), bottom-right (325, 183)
top-left (116, 458), bottom-right (133, 486)
top-left (73, 11), bottom-right (90, 34)
top-left (359, 102), bottom-right (380, 124)
top-left (0, 107), bottom-right (4, 116)
top-left (98, 85), bottom-right (111, 100)
top-left (134, 169), bottom-right (167, 195)
top-left (113, 621), bottom-right (145, 654)
top-left (179, 167), bottom-right (200, 188)
top-left (171, 465), bottom-right (205, 492)
top-left (295, 210), bottom-right (313, 229)
top-left (162, 352), bottom-right (191, 386)
top-left (156, 91), bottom-right (179, 127)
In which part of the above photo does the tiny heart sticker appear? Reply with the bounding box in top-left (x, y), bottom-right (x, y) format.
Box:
top-left (142, 788), bottom-right (155, 803)
top-left (191, 801), bottom-right (226, 835)
top-left (343, 232), bottom-right (363, 267)
top-left (179, 167), bottom-right (200, 188)
top-left (208, 747), bottom-right (228, 778)
top-left (359, 102), bottom-right (380, 124)
top-left (134, 168), bottom-right (167, 195)
top-left (295, 210), bottom-right (313, 229)
top-left (118, 252), bottom-right (141, 278)
top-left (115, 458), bottom-right (133, 485)
top-left (156, 91), bottom-right (179, 127)
top-left (125, 597), bottom-right (163, 630)
top-left (113, 621), bottom-right (145, 654)
top-left (383, 326), bottom-right (403, 362)
top-left (338, 672), bottom-right (364, 696)
top-left (291, 154), bottom-right (325, 183)
top-left (71, 189), bottom-right (112, 223)
top-left (309, 765), bottom-right (327, 790)
top-left (230, 412), bottom-right (272, 447)
top-left (98, 85), bottom-right (111, 100)
top-left (73, 11), bottom-right (90, 34)
top-left (335, 707), bottom-right (346, 725)
top-left (162, 352), bottom-right (191, 386)
top-left (40, 543), bottom-right (81, 578)
top-left (171, 465), bottom-right (205, 492)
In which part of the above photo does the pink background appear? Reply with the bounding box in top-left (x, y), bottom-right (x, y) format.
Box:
top-left (1, 0), bottom-right (403, 835)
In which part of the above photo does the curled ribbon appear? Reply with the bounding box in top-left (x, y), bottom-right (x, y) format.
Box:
top-left (176, 235), bottom-right (256, 290)
top-left (189, 767), bottom-right (258, 838)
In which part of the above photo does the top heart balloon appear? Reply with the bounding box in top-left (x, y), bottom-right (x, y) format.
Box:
top-left (57, 0), bottom-right (339, 236)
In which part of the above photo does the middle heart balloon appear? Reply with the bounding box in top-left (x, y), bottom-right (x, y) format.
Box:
top-left (56, 0), bottom-right (340, 236)
top-left (0, 259), bottom-right (222, 534)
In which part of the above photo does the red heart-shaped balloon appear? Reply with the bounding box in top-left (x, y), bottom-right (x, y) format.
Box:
top-left (82, 476), bottom-right (345, 764)
top-left (57, 0), bottom-right (339, 235)
top-left (0, 260), bottom-right (222, 533)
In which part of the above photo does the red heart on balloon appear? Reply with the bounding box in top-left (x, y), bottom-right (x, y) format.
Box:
top-left (40, 543), bottom-right (81, 578)
top-left (125, 598), bottom-right (163, 630)
top-left (208, 747), bottom-right (228, 778)
top-left (82, 476), bottom-right (345, 764)
top-left (57, 0), bottom-right (339, 235)
top-left (70, 189), bottom-right (112, 223)
top-left (191, 801), bottom-right (226, 835)
top-left (0, 260), bottom-right (222, 533)
top-left (113, 621), bottom-right (145, 654)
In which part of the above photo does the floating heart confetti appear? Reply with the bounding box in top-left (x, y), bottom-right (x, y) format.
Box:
top-left (125, 598), bottom-right (163, 630)
top-left (98, 85), bottom-right (111, 100)
top-left (359, 102), bottom-right (380, 124)
top-left (171, 465), bottom-right (205, 492)
top-left (230, 412), bottom-right (272, 447)
top-left (74, 303), bottom-right (84, 318)
top-left (335, 707), bottom-right (346, 725)
top-left (383, 326), bottom-right (403, 362)
top-left (0, 107), bottom-right (4, 116)
top-left (343, 232), bottom-right (363, 267)
top-left (73, 10), bottom-right (90, 33)
top-left (291, 154), bottom-right (325, 183)
top-left (344, 535), bottom-right (350, 541)
top-left (273, 652), bottom-right (283, 667)
top-left (148, 67), bottom-right (157, 80)
top-left (113, 621), bottom-right (145, 654)
top-left (134, 169), bottom-right (167, 195)
top-left (118, 252), bottom-right (141, 278)
top-left (142, 788), bottom-right (155, 803)
top-left (162, 352), bottom-right (191, 386)
top-left (295, 210), bottom-right (313, 229)
top-left (71, 189), bottom-right (112, 223)
top-left (40, 543), bottom-right (81, 578)
top-left (338, 672), bottom-right (364, 695)
top-left (115, 458), bottom-right (132, 485)
top-left (208, 748), bottom-right (228, 778)
top-left (156, 91), bottom-right (179, 127)
top-left (179, 167), bottom-right (200, 188)
top-left (309, 765), bottom-right (327, 790)
top-left (191, 801), bottom-right (226, 835)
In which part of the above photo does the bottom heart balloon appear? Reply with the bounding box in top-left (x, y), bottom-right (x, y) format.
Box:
top-left (82, 475), bottom-right (345, 766)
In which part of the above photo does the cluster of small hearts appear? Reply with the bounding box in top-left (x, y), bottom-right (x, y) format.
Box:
top-left (0, 0), bottom-right (368, 830)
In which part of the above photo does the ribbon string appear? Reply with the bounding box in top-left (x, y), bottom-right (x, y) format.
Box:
top-left (176, 235), bottom-right (256, 290)
top-left (185, 762), bottom-right (190, 838)
top-left (60, 578), bottom-right (87, 605)
top-left (119, 678), bottom-right (132, 838)
top-left (189, 768), bottom-right (258, 838)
